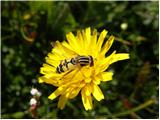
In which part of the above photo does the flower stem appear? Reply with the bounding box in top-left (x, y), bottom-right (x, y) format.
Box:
top-left (113, 99), bottom-right (156, 117)
top-left (115, 37), bottom-right (132, 46)
top-left (105, 107), bottom-right (117, 119)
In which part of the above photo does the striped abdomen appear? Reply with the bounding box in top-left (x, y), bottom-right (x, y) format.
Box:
top-left (56, 55), bottom-right (94, 74)
top-left (76, 55), bottom-right (94, 67)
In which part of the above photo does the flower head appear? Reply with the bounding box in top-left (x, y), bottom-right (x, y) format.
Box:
top-left (39, 27), bottom-right (129, 110)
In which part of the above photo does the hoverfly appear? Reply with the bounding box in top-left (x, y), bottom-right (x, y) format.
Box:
top-left (50, 41), bottom-right (94, 74)
top-left (56, 55), bottom-right (94, 74)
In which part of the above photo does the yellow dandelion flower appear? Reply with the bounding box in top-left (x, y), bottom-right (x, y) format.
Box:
top-left (39, 27), bottom-right (129, 110)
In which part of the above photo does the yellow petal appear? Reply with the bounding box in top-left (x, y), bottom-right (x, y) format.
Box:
top-left (90, 29), bottom-right (98, 57)
top-left (100, 35), bottom-right (114, 56)
top-left (82, 29), bottom-right (87, 49)
top-left (43, 63), bottom-right (55, 69)
top-left (93, 76), bottom-right (101, 85)
top-left (85, 27), bottom-right (91, 47)
top-left (101, 72), bottom-right (113, 82)
top-left (62, 87), bottom-right (75, 98)
top-left (52, 41), bottom-right (76, 59)
top-left (61, 40), bottom-right (75, 53)
top-left (87, 95), bottom-right (93, 110)
top-left (84, 84), bottom-right (92, 96)
top-left (91, 29), bottom-right (97, 47)
top-left (69, 87), bottom-right (81, 99)
top-left (38, 77), bottom-right (44, 83)
top-left (84, 78), bottom-right (92, 83)
top-left (96, 29), bottom-right (108, 55)
top-left (80, 67), bottom-right (92, 78)
top-left (48, 87), bottom-right (66, 100)
top-left (58, 95), bottom-right (68, 110)
top-left (62, 87), bottom-right (71, 94)
top-left (66, 32), bottom-right (79, 52)
top-left (38, 76), bottom-right (59, 86)
top-left (40, 63), bottom-right (56, 75)
top-left (50, 43), bottom-right (68, 59)
top-left (47, 52), bottom-right (64, 61)
top-left (45, 58), bottom-right (60, 68)
top-left (59, 68), bottom-right (83, 86)
top-left (99, 51), bottom-right (116, 73)
top-left (57, 41), bottom-right (77, 58)
top-left (79, 81), bottom-right (86, 88)
top-left (92, 83), bottom-right (104, 101)
top-left (84, 28), bottom-right (93, 55)
top-left (81, 88), bottom-right (93, 110)
top-left (109, 53), bottom-right (130, 65)
top-left (77, 30), bottom-right (84, 54)
top-left (44, 73), bottom-right (60, 80)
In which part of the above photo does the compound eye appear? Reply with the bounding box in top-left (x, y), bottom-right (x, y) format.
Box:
top-left (71, 58), bottom-right (76, 65)
top-left (89, 56), bottom-right (94, 66)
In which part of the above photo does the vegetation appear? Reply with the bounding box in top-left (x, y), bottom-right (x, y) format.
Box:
top-left (1, 1), bottom-right (159, 119)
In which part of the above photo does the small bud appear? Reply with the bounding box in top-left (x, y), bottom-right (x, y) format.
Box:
top-left (120, 23), bottom-right (128, 31)
top-left (30, 98), bottom-right (37, 106)
top-left (30, 88), bottom-right (42, 97)
top-left (30, 88), bottom-right (38, 96)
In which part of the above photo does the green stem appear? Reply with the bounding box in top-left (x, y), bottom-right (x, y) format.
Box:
top-left (1, 110), bottom-right (28, 119)
top-left (105, 107), bottom-right (117, 119)
top-left (2, 34), bottom-right (15, 41)
top-left (113, 99), bottom-right (155, 117)
top-left (115, 37), bottom-right (132, 46)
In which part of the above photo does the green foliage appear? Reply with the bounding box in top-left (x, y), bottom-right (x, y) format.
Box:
top-left (1, 1), bottom-right (158, 119)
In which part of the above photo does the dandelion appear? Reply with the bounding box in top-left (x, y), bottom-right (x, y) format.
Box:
top-left (39, 27), bottom-right (129, 110)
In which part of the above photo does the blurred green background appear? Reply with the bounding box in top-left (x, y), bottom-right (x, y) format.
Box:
top-left (1, 1), bottom-right (159, 119)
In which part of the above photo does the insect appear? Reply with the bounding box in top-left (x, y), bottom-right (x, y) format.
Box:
top-left (56, 55), bottom-right (94, 74)
top-left (50, 41), bottom-right (94, 74)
